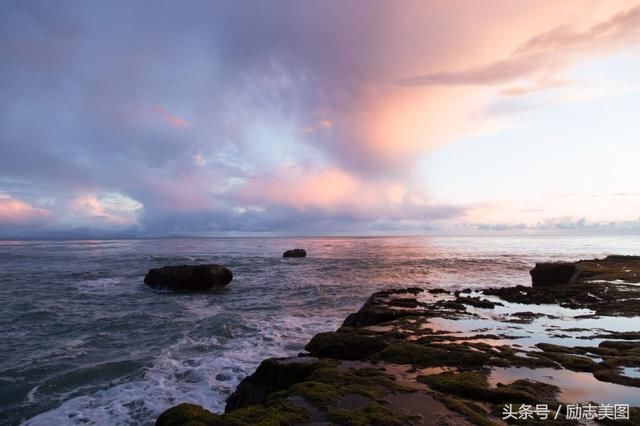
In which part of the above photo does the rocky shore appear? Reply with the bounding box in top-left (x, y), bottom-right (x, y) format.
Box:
top-left (156, 255), bottom-right (640, 425)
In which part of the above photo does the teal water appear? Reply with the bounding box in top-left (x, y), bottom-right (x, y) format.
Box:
top-left (0, 236), bottom-right (638, 425)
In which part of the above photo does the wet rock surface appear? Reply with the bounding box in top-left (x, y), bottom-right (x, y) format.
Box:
top-left (155, 255), bottom-right (640, 425)
top-left (144, 264), bottom-right (233, 292)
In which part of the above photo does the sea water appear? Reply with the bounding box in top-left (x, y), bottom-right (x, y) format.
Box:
top-left (1, 236), bottom-right (638, 425)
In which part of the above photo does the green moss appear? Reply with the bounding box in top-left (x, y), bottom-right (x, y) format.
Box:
top-left (536, 343), bottom-right (584, 354)
top-left (329, 401), bottom-right (415, 426)
top-left (287, 380), bottom-right (341, 408)
top-left (594, 369), bottom-right (640, 387)
top-left (531, 352), bottom-right (600, 372)
top-left (286, 366), bottom-right (405, 409)
top-left (156, 403), bottom-right (220, 426)
top-left (439, 396), bottom-right (497, 426)
top-left (418, 371), bottom-right (559, 404)
top-left (376, 342), bottom-right (489, 368)
top-left (418, 371), bottom-right (489, 399)
top-left (600, 340), bottom-right (640, 351)
top-left (226, 358), bottom-right (336, 411)
top-left (221, 399), bottom-right (309, 425)
top-left (156, 400), bottom-right (309, 426)
top-left (490, 345), bottom-right (557, 369)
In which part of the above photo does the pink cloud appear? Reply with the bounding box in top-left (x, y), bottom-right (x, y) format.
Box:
top-left (302, 119), bottom-right (333, 133)
top-left (153, 106), bottom-right (190, 129)
top-left (237, 166), bottom-right (464, 221)
top-left (396, 4), bottom-right (640, 89)
top-left (0, 196), bottom-right (51, 225)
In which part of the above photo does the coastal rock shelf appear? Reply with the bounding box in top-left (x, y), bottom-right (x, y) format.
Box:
top-left (156, 255), bottom-right (640, 425)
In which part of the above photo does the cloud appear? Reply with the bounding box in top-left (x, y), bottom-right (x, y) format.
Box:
top-left (499, 78), bottom-right (574, 96)
top-left (153, 106), bottom-right (191, 129)
top-left (0, 1), bottom-right (638, 237)
top-left (465, 217), bottom-right (640, 234)
top-left (302, 119), bottom-right (333, 134)
top-left (236, 165), bottom-right (466, 222)
top-left (397, 4), bottom-right (640, 88)
top-left (0, 195), bottom-right (51, 226)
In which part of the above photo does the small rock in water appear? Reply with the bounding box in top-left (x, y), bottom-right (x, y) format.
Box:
top-left (283, 248), bottom-right (306, 258)
top-left (144, 264), bottom-right (233, 292)
top-left (530, 262), bottom-right (578, 286)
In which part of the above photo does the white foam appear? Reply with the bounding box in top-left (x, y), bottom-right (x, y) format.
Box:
top-left (73, 277), bottom-right (135, 296)
top-left (23, 310), bottom-right (340, 425)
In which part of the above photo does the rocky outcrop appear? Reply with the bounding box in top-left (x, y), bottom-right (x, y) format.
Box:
top-left (531, 255), bottom-right (640, 288)
top-left (225, 357), bottom-right (330, 411)
top-left (576, 255), bottom-right (640, 283)
top-left (283, 248), bottom-right (306, 258)
top-left (530, 262), bottom-right (578, 286)
top-left (144, 264), bottom-right (232, 292)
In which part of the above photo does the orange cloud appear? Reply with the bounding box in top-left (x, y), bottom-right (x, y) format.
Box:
top-left (0, 196), bottom-right (51, 225)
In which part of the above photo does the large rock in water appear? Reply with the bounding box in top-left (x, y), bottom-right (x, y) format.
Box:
top-left (283, 248), bottom-right (306, 258)
top-left (530, 262), bottom-right (578, 286)
top-left (144, 264), bottom-right (232, 292)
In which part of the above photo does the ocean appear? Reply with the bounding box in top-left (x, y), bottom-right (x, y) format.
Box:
top-left (1, 236), bottom-right (638, 425)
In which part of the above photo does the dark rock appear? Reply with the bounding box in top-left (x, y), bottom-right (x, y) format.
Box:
top-left (144, 264), bottom-right (232, 292)
top-left (456, 296), bottom-right (500, 309)
top-left (342, 304), bottom-right (422, 328)
top-left (225, 357), bottom-right (329, 412)
top-left (530, 262), bottom-right (578, 286)
top-left (305, 330), bottom-right (389, 360)
top-left (283, 248), bottom-right (306, 258)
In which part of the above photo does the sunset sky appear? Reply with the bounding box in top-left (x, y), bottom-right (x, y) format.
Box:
top-left (1, 0), bottom-right (640, 237)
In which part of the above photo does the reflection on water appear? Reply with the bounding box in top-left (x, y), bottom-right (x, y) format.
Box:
top-left (623, 368), bottom-right (640, 379)
top-left (489, 367), bottom-right (640, 405)
top-left (425, 295), bottom-right (640, 350)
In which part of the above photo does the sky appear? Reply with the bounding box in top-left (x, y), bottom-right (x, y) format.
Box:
top-left (1, 0), bottom-right (640, 238)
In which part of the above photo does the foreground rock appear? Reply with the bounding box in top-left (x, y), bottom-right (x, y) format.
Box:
top-left (144, 264), bottom-right (233, 292)
top-left (530, 262), bottom-right (578, 286)
top-left (156, 255), bottom-right (640, 425)
top-left (283, 248), bottom-right (307, 258)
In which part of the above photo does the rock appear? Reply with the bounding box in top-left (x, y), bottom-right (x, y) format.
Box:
top-left (305, 330), bottom-right (389, 360)
top-left (283, 248), bottom-right (306, 258)
top-left (530, 262), bottom-right (578, 286)
top-left (225, 357), bottom-right (329, 412)
top-left (144, 264), bottom-right (232, 292)
top-left (576, 255), bottom-right (640, 283)
top-left (156, 403), bottom-right (218, 426)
